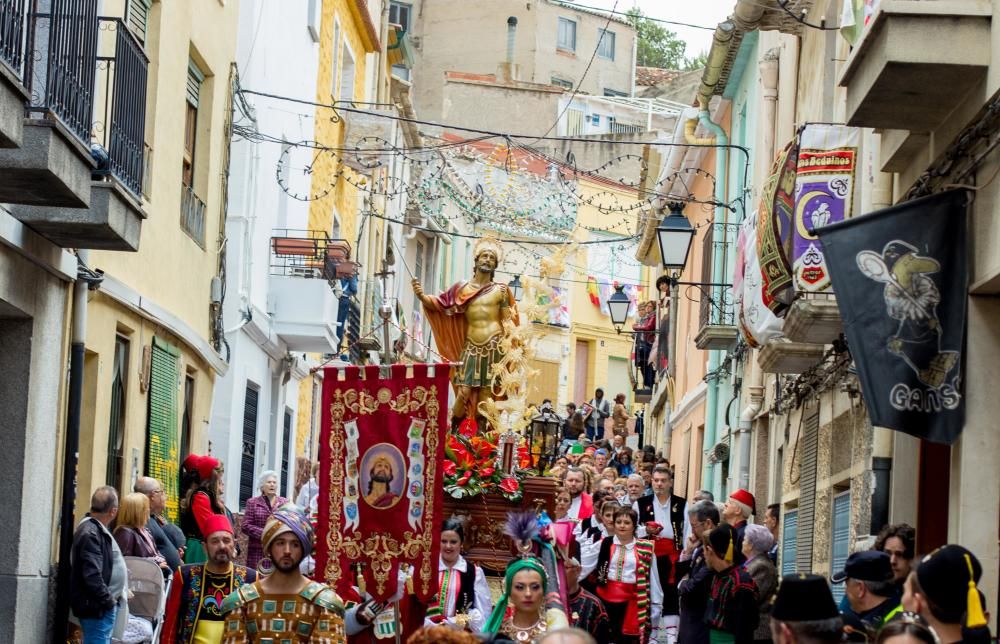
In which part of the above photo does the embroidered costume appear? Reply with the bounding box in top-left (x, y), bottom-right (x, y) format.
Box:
top-left (162, 563), bottom-right (256, 643)
top-left (424, 555), bottom-right (493, 632)
top-left (220, 580), bottom-right (347, 643)
top-left (704, 565), bottom-right (758, 644)
top-left (568, 587), bottom-right (610, 642)
top-left (584, 536), bottom-right (663, 643)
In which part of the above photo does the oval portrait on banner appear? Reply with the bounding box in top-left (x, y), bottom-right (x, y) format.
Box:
top-left (360, 443), bottom-right (405, 510)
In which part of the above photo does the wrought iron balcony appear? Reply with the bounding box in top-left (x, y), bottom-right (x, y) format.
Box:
top-left (695, 223), bottom-right (739, 350)
top-left (269, 230), bottom-right (356, 354)
top-left (180, 184), bottom-right (206, 246)
top-left (0, 1), bottom-right (147, 250)
top-left (93, 17), bottom-right (148, 198)
top-left (0, 0), bottom-right (29, 147)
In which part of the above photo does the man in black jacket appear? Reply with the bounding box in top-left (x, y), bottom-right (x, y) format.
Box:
top-left (71, 486), bottom-right (125, 642)
top-left (135, 476), bottom-right (183, 571)
top-left (676, 500), bottom-right (720, 644)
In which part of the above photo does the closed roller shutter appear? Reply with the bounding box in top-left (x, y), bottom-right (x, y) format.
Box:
top-left (239, 385), bottom-right (260, 508)
top-left (830, 491), bottom-right (851, 603)
top-left (796, 405), bottom-right (820, 572)
top-left (781, 509), bottom-right (798, 576)
top-left (528, 359), bottom-right (561, 407)
top-left (146, 337), bottom-right (180, 522)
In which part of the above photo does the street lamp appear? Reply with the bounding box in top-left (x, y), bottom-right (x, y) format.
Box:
top-left (528, 405), bottom-right (562, 470)
top-left (607, 284), bottom-right (633, 331)
top-left (656, 201), bottom-right (696, 271)
top-left (508, 274), bottom-right (523, 302)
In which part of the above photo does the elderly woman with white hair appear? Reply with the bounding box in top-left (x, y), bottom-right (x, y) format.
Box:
top-left (742, 523), bottom-right (777, 642)
top-left (241, 469), bottom-right (288, 571)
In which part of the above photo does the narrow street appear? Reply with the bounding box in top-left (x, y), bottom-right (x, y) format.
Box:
top-left (0, 1), bottom-right (996, 643)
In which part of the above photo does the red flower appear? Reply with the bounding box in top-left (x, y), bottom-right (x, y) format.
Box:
top-left (443, 460), bottom-right (457, 477)
top-left (500, 478), bottom-right (519, 494)
top-left (458, 417), bottom-right (478, 438)
top-left (456, 471), bottom-right (472, 486)
top-left (479, 467), bottom-right (495, 478)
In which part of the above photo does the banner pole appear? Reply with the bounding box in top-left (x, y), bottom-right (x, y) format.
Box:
top-left (393, 601), bottom-right (402, 644)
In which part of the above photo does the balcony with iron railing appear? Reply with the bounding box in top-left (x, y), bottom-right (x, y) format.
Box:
top-left (694, 223), bottom-right (740, 351)
top-left (0, 0), bottom-right (148, 250)
top-left (269, 230), bottom-right (357, 353)
top-left (0, 0), bottom-right (30, 147)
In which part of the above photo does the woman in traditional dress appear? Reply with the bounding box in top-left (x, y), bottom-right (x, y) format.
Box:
top-left (179, 455), bottom-right (235, 564)
top-left (425, 518), bottom-right (493, 633)
top-left (581, 505), bottom-right (662, 644)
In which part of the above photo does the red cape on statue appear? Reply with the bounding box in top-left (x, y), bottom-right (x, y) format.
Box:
top-left (420, 280), bottom-right (519, 364)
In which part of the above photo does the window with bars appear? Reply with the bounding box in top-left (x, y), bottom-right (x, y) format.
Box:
top-left (557, 18), bottom-right (576, 51)
top-left (239, 384), bottom-right (260, 508)
top-left (106, 335), bottom-right (129, 494)
top-left (597, 28), bottom-right (615, 60)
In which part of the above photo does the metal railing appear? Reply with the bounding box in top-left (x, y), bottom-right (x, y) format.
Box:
top-left (93, 17), bottom-right (147, 197)
top-left (0, 0), bottom-right (28, 79)
top-left (180, 184), bottom-right (206, 246)
top-left (698, 223), bottom-right (740, 329)
top-left (30, 0), bottom-right (100, 144)
top-left (269, 229), bottom-right (354, 280)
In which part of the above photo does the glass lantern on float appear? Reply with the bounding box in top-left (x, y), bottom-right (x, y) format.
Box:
top-left (507, 274), bottom-right (524, 302)
top-left (527, 404), bottom-right (562, 471)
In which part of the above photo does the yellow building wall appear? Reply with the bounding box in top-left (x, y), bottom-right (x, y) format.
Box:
top-left (75, 0), bottom-right (238, 515)
top-left (563, 179), bottom-right (648, 410)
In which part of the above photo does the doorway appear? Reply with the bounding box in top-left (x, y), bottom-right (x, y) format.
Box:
top-left (573, 340), bottom-right (589, 404)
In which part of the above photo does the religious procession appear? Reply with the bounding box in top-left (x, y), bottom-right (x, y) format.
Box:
top-left (2, 1), bottom-right (998, 644)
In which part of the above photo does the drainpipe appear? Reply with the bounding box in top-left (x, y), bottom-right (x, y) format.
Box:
top-left (53, 250), bottom-right (90, 641)
top-left (376, 0), bottom-right (390, 103)
top-left (689, 20), bottom-right (734, 494)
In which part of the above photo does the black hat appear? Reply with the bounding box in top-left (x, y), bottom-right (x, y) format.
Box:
top-left (915, 544), bottom-right (987, 627)
top-left (771, 574), bottom-right (840, 622)
top-left (831, 550), bottom-right (894, 584)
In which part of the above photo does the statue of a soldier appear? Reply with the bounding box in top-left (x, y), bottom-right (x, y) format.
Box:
top-left (412, 237), bottom-right (518, 427)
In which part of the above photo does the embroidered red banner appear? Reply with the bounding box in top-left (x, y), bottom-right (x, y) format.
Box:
top-left (314, 363), bottom-right (449, 602)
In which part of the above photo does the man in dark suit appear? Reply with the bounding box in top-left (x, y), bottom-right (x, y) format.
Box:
top-left (676, 500), bottom-right (720, 644)
top-left (135, 476), bottom-right (183, 571)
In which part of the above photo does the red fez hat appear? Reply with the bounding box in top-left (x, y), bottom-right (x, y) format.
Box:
top-left (196, 455), bottom-right (220, 481)
top-left (202, 514), bottom-right (233, 538)
top-left (729, 488), bottom-right (756, 515)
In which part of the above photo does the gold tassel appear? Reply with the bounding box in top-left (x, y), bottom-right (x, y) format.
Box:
top-left (404, 564), bottom-right (414, 595)
top-left (725, 534), bottom-right (734, 564)
top-left (964, 554), bottom-right (987, 628)
top-left (357, 567), bottom-right (367, 596)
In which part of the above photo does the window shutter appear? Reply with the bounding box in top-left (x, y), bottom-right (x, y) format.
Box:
top-left (796, 406), bottom-right (820, 572)
top-left (126, 0), bottom-right (151, 45)
top-left (781, 509), bottom-right (798, 576)
top-left (239, 385), bottom-right (260, 508)
top-left (281, 409), bottom-right (292, 495)
top-left (146, 337), bottom-right (180, 522)
top-left (107, 336), bottom-right (129, 494)
top-left (186, 62), bottom-right (203, 107)
top-left (830, 491), bottom-right (851, 603)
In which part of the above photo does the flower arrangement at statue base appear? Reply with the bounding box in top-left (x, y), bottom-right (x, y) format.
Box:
top-left (442, 431), bottom-right (534, 503)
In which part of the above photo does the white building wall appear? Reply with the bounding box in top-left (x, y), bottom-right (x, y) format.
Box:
top-left (211, 0), bottom-right (321, 508)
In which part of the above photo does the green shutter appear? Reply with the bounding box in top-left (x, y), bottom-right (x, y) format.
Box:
top-left (146, 337), bottom-right (181, 522)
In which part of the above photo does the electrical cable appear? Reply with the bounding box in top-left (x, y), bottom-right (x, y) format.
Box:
top-left (552, 1), bottom-right (717, 31)
top-left (774, 0), bottom-right (841, 30)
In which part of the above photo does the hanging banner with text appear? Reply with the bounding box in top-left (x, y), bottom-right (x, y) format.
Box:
top-left (315, 364), bottom-right (449, 601)
top-left (816, 190), bottom-right (968, 444)
top-left (792, 125), bottom-right (860, 292)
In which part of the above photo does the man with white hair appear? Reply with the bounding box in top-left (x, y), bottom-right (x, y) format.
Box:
top-left (241, 470), bottom-right (288, 570)
top-left (721, 489), bottom-right (755, 565)
top-left (625, 473), bottom-right (645, 503)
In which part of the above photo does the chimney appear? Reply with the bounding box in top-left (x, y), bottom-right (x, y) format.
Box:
top-left (497, 16), bottom-right (521, 82)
